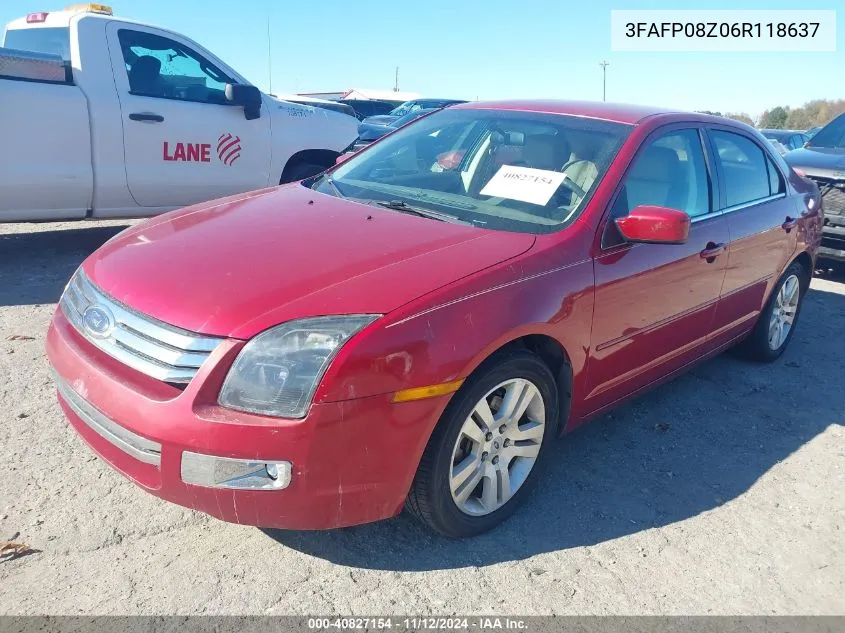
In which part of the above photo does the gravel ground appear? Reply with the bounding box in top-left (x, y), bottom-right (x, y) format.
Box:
top-left (0, 220), bottom-right (842, 615)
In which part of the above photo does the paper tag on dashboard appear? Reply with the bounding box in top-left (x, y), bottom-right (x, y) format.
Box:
top-left (479, 165), bottom-right (566, 206)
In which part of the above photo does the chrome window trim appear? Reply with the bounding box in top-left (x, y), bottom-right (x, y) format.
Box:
top-left (60, 270), bottom-right (223, 383)
top-left (55, 375), bottom-right (162, 466)
top-left (690, 192), bottom-right (787, 224)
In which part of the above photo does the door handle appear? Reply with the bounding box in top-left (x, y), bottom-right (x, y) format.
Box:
top-left (699, 242), bottom-right (726, 263)
top-left (129, 113), bottom-right (164, 122)
top-left (782, 216), bottom-right (798, 232)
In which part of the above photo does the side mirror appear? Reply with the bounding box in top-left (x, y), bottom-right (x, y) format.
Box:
top-left (225, 83), bottom-right (262, 120)
top-left (615, 205), bottom-right (690, 245)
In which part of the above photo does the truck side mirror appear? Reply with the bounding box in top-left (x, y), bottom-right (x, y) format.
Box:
top-left (225, 84), bottom-right (262, 120)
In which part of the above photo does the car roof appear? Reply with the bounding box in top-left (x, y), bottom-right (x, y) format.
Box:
top-left (451, 99), bottom-right (692, 125)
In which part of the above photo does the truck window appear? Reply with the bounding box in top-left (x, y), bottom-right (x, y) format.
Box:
top-left (117, 29), bottom-right (234, 105)
top-left (4, 27), bottom-right (70, 60)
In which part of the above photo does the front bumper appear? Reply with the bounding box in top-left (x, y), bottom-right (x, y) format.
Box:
top-left (46, 308), bottom-right (450, 530)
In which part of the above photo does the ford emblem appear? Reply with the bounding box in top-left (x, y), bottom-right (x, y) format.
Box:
top-left (82, 305), bottom-right (115, 338)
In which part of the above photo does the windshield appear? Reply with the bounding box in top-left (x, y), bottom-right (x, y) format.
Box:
top-left (389, 100), bottom-right (421, 117)
top-left (3, 27), bottom-right (70, 59)
top-left (391, 109), bottom-right (435, 127)
top-left (808, 113), bottom-right (845, 148)
top-left (313, 108), bottom-right (632, 234)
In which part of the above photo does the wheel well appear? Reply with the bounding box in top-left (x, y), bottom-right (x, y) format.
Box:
top-left (280, 149), bottom-right (339, 183)
top-left (792, 251), bottom-right (813, 289)
top-left (494, 334), bottom-right (573, 429)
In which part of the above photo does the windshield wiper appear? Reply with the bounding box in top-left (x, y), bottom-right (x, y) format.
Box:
top-left (373, 200), bottom-right (474, 225)
top-left (317, 174), bottom-right (345, 199)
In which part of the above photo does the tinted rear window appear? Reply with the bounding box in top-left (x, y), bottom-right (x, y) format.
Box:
top-left (4, 27), bottom-right (71, 60)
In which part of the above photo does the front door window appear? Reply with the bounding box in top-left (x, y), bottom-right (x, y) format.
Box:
top-left (118, 29), bottom-right (233, 105)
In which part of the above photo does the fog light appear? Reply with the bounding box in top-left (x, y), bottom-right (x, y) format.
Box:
top-left (181, 452), bottom-right (292, 490)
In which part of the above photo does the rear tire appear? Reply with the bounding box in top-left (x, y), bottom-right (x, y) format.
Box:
top-left (406, 350), bottom-right (560, 538)
top-left (280, 161), bottom-right (329, 184)
top-left (735, 261), bottom-right (807, 362)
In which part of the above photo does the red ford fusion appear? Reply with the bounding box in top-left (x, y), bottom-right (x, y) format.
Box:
top-left (46, 101), bottom-right (822, 537)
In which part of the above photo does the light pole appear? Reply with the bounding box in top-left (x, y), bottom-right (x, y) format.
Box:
top-left (599, 60), bottom-right (609, 102)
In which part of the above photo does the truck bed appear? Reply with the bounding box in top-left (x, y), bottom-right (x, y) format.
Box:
top-left (0, 47), bottom-right (70, 83)
top-left (0, 52), bottom-right (92, 221)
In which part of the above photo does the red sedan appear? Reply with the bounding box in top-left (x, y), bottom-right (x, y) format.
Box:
top-left (46, 101), bottom-right (822, 537)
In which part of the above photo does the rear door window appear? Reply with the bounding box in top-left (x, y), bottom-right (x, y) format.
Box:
top-left (711, 130), bottom-right (774, 207)
top-left (767, 155), bottom-right (785, 195)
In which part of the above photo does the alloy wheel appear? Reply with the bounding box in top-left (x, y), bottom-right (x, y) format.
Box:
top-left (768, 274), bottom-right (800, 351)
top-left (449, 378), bottom-right (545, 516)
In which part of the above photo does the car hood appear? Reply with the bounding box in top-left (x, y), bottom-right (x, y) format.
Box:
top-left (83, 185), bottom-right (536, 339)
top-left (785, 147), bottom-right (845, 177)
top-left (362, 114), bottom-right (400, 126)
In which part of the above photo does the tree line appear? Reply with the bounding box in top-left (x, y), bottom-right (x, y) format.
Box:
top-left (697, 99), bottom-right (845, 130)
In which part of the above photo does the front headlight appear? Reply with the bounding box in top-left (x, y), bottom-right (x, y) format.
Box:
top-left (218, 315), bottom-right (380, 419)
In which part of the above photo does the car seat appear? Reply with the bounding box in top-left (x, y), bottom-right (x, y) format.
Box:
top-left (624, 145), bottom-right (688, 212)
top-left (128, 55), bottom-right (163, 95)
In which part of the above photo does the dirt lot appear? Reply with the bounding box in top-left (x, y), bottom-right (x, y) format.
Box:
top-left (0, 220), bottom-right (842, 615)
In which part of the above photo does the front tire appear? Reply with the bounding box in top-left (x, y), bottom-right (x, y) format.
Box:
top-left (406, 350), bottom-right (560, 538)
top-left (736, 262), bottom-right (806, 362)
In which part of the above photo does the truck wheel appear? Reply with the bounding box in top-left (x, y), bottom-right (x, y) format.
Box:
top-left (406, 350), bottom-right (559, 538)
top-left (280, 162), bottom-right (329, 184)
top-left (735, 261), bottom-right (807, 362)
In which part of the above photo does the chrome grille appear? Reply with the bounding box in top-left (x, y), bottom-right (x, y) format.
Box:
top-left (60, 270), bottom-right (223, 383)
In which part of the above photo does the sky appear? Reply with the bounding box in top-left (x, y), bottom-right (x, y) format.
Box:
top-left (2, 0), bottom-right (841, 118)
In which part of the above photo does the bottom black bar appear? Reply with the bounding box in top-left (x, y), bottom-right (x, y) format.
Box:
top-left (0, 616), bottom-right (842, 633)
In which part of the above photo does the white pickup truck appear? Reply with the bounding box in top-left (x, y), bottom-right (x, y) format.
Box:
top-left (0, 4), bottom-right (358, 222)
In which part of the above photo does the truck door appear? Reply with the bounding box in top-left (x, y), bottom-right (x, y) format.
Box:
top-left (105, 23), bottom-right (271, 208)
